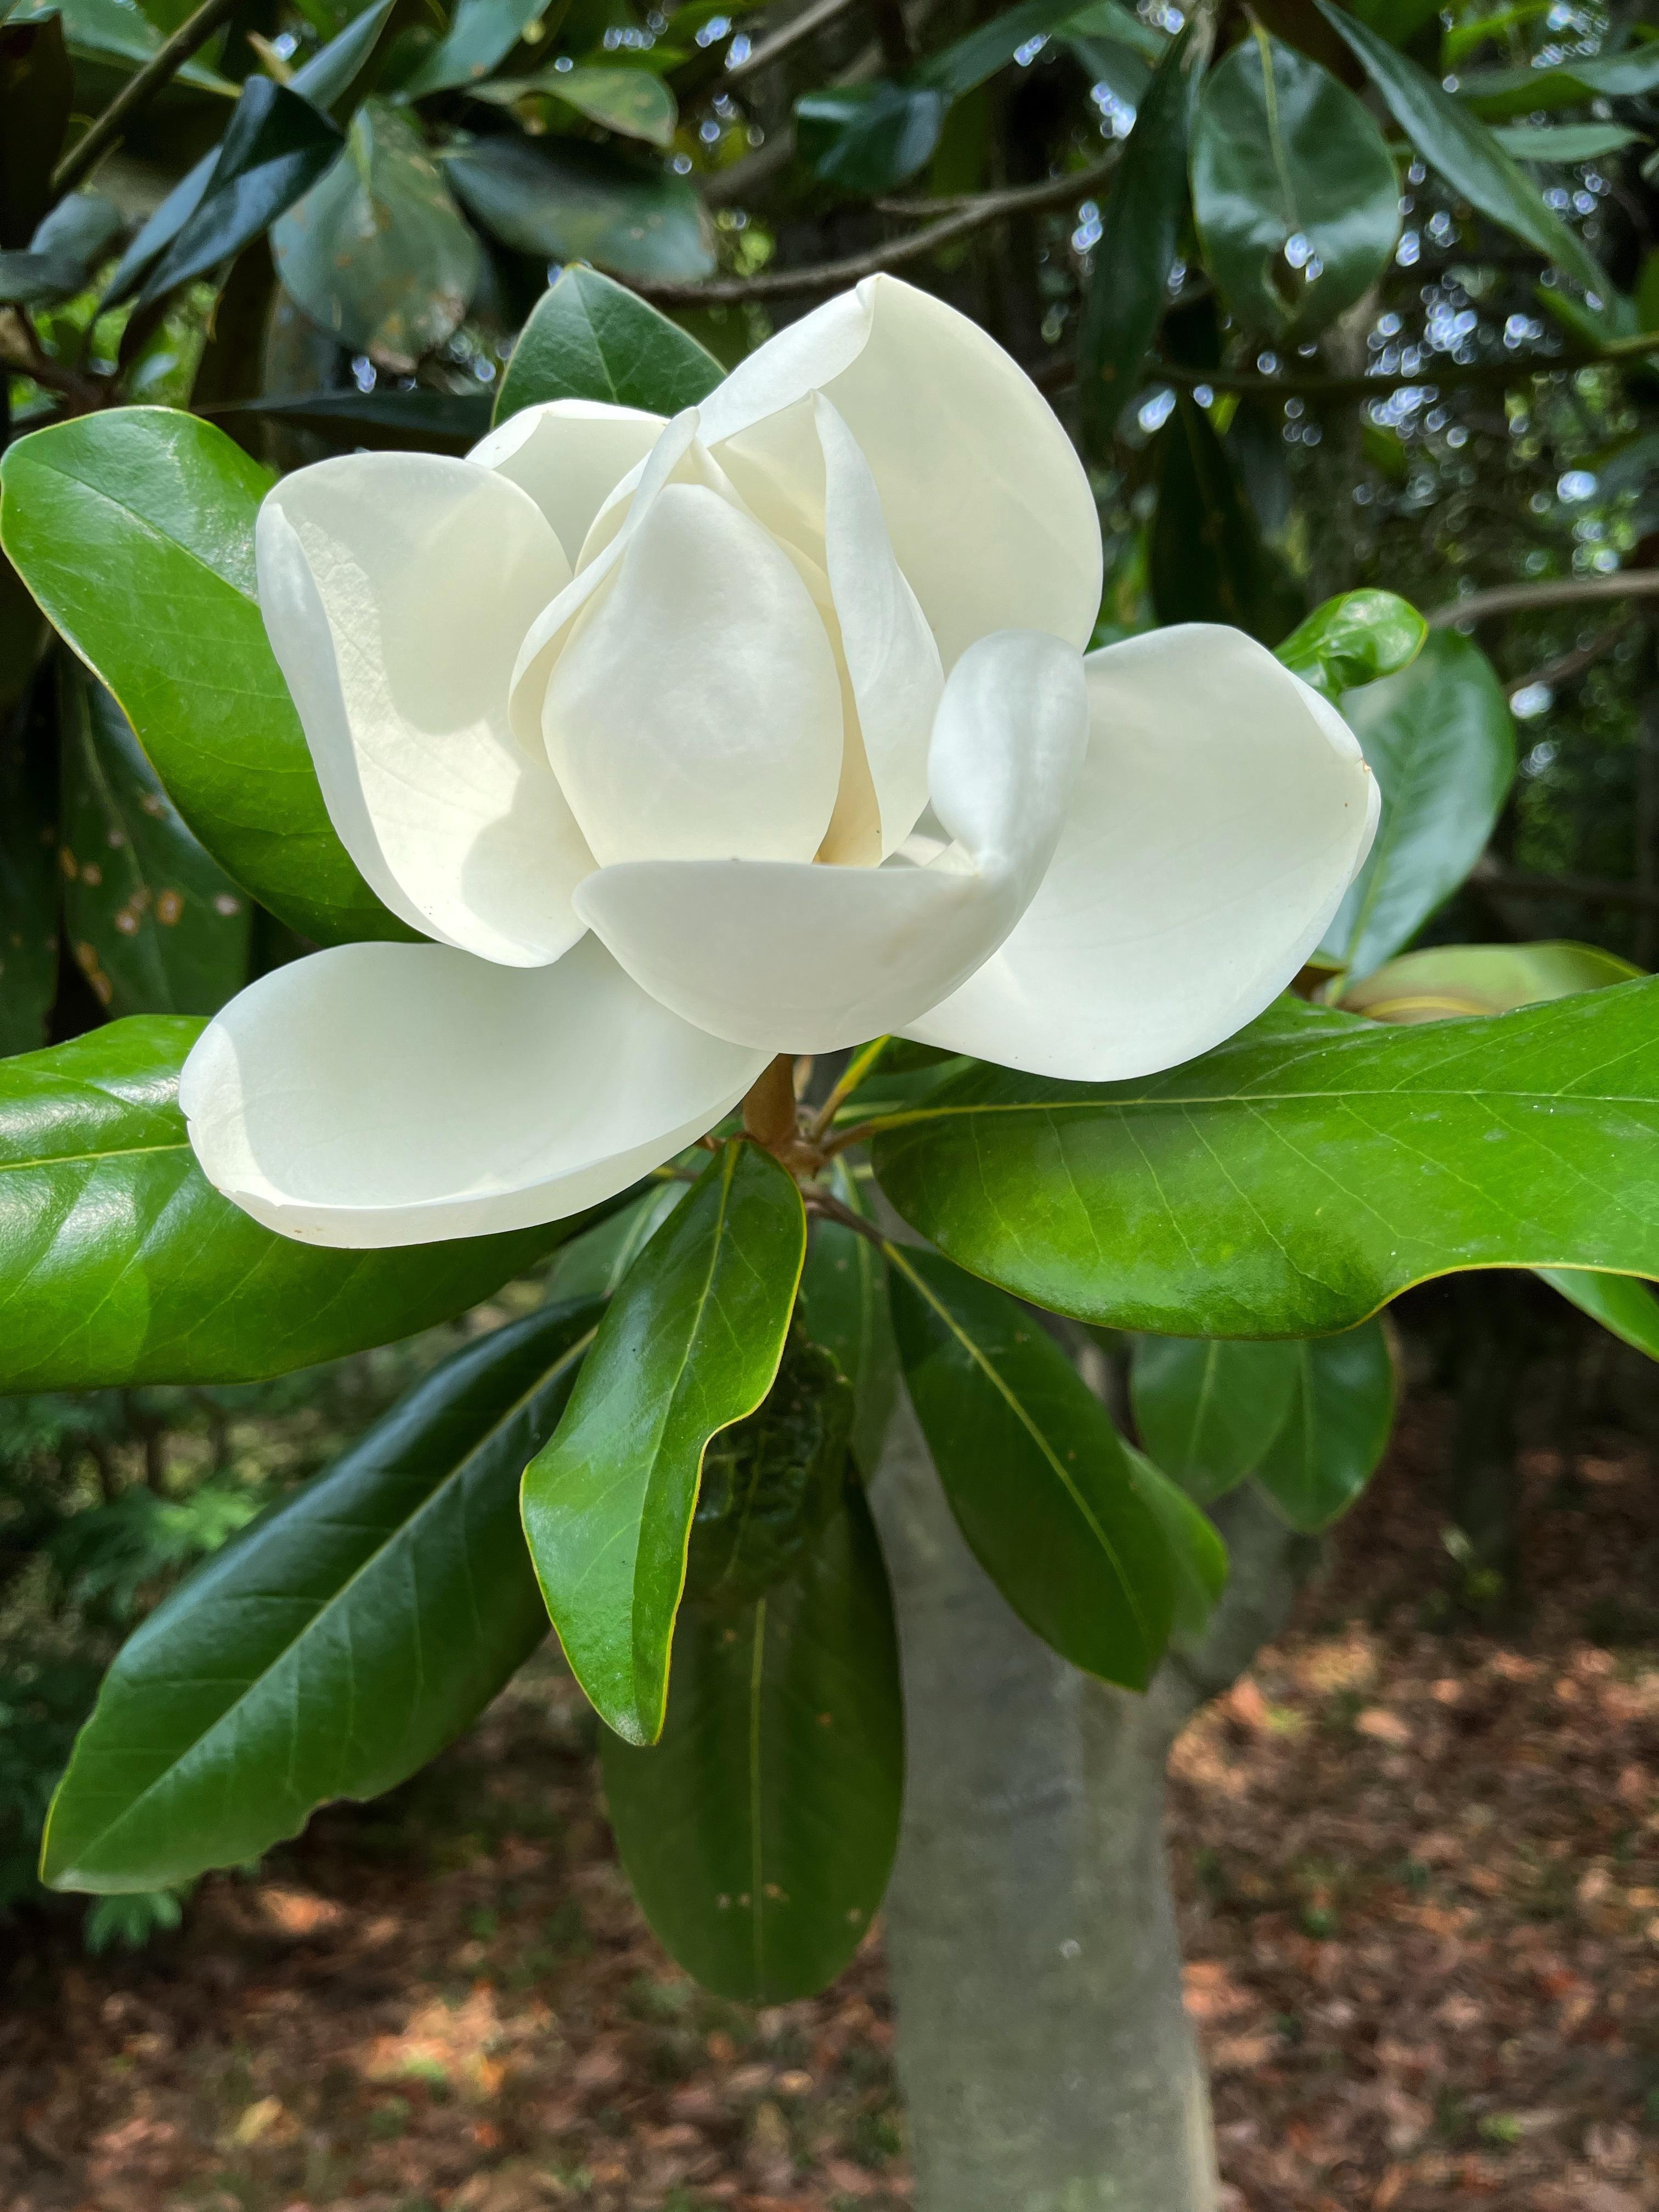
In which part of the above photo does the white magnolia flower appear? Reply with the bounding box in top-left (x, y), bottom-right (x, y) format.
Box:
top-left (182, 275), bottom-right (1378, 1250)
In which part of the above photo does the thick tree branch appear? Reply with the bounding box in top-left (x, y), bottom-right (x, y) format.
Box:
top-left (1428, 573), bottom-right (1659, 627)
top-left (645, 160), bottom-right (1115, 302)
top-left (50, 0), bottom-right (244, 200)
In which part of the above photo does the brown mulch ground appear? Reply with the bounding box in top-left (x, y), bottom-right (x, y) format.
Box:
top-left (2, 1389), bottom-right (1656, 2212)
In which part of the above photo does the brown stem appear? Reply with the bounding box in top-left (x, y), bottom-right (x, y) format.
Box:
top-left (804, 1184), bottom-right (890, 1251)
top-left (641, 161), bottom-right (1116, 304)
top-left (0, 312), bottom-right (109, 412)
top-left (50, 0), bottom-right (245, 200)
top-left (1427, 572), bottom-right (1659, 627)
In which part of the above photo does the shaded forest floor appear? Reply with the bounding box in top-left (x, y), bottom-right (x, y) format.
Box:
top-left (2, 1391), bottom-right (1657, 2212)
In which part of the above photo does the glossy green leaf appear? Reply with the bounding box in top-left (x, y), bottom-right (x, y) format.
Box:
top-left (3, 188), bottom-right (122, 301)
top-left (137, 79), bottom-right (343, 308)
top-left (1122, 1443), bottom-right (1228, 1641)
top-left (1323, 629), bottom-right (1514, 979)
top-left (888, 1244), bottom-right (1175, 1688)
top-left (795, 1159), bottom-right (898, 1475)
top-left (0, 13), bottom-right (72, 249)
top-left (0, 407), bottom-right (407, 946)
top-left (1538, 1267), bottom-right (1659, 1361)
top-left (0, 687), bottom-right (55, 1057)
top-left (1131, 1336), bottom-right (1296, 1505)
top-left (870, 983), bottom-right (1659, 1338)
top-left (1342, 939), bottom-right (1641, 1023)
top-left (795, 81), bottom-right (950, 193)
top-left (205, 386), bottom-right (493, 451)
top-left (273, 100), bottom-right (481, 371)
top-left (1077, 20), bottom-right (1207, 455)
top-left (1150, 393), bottom-right (1302, 644)
top-left (54, 0), bottom-right (231, 88)
top-left (1492, 122), bottom-right (1641, 163)
top-left (547, 1180), bottom-right (686, 1300)
top-left (685, 1335), bottom-right (852, 1609)
top-left (0, 244), bottom-right (85, 303)
top-left (601, 1479), bottom-right (902, 2003)
top-left (522, 1141), bottom-right (805, 1746)
top-left (916, 0), bottom-right (1103, 98)
top-left (1275, 588), bottom-right (1426, 701)
top-left (1458, 48), bottom-right (1659, 120)
top-left (479, 63), bottom-right (678, 146)
top-left (0, 1018), bottom-right (567, 1390)
top-left (1253, 1322), bottom-right (1396, 1531)
top-left (1192, 31), bottom-right (1399, 340)
top-left (1134, 1322), bottom-right (1396, 1531)
top-left (41, 1301), bottom-right (600, 1892)
top-left (494, 263), bottom-right (723, 425)
top-left (58, 665), bottom-right (249, 1019)
top-left (401, 0), bottom-right (553, 97)
top-left (1317, 1), bottom-right (1611, 301)
top-left (443, 134), bottom-right (714, 282)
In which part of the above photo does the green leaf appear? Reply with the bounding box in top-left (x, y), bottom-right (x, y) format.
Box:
top-left (0, 408), bottom-right (407, 948)
top-left (888, 1244), bottom-right (1175, 1688)
top-left (1458, 48), bottom-right (1659, 120)
top-left (400, 0), bottom-right (553, 97)
top-left (685, 1334), bottom-right (853, 1607)
top-left (205, 386), bottom-right (494, 451)
top-left (41, 1301), bottom-right (600, 1892)
top-left (547, 1179), bottom-right (686, 1300)
top-left (272, 100), bottom-right (481, 371)
top-left (57, 664), bottom-right (250, 1019)
top-left (795, 81), bottom-right (949, 193)
top-left (494, 263), bottom-right (723, 425)
top-left (1275, 587), bottom-right (1426, 700)
top-left (1191, 30), bottom-right (1400, 340)
top-left (55, 0), bottom-right (232, 88)
top-left (1342, 939), bottom-right (1641, 1023)
top-left (600, 1478), bottom-right (902, 2003)
top-left (442, 134), bottom-right (714, 283)
top-left (1150, 393), bottom-right (1303, 644)
top-left (0, 1018), bottom-right (568, 1389)
top-left (795, 1159), bottom-right (898, 1475)
top-left (1077, 20), bottom-right (1207, 455)
top-left (1130, 1336), bottom-right (1296, 1504)
top-left (0, 680), bottom-right (55, 1058)
top-left (521, 1141), bottom-right (805, 1746)
top-left (1322, 629), bottom-right (1515, 979)
top-left (1491, 122), bottom-right (1642, 163)
top-left (0, 12), bottom-right (72, 250)
top-left (1317, 0), bottom-right (1612, 301)
top-left (1135, 1323), bottom-right (1396, 1532)
top-left (1538, 1267), bottom-right (1659, 1361)
top-left (1122, 1443), bottom-right (1228, 1641)
top-left (137, 80), bottom-right (343, 308)
top-left (479, 62), bottom-right (678, 146)
top-left (1252, 1322), bottom-right (1396, 1531)
top-left (869, 982), bottom-right (1659, 1337)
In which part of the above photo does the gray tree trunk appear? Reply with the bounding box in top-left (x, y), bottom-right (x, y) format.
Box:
top-left (870, 1401), bottom-right (1318, 2212)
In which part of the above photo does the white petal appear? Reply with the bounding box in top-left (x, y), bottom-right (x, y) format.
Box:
top-left (542, 478), bottom-right (845, 866)
top-left (573, 630), bottom-right (1087, 1053)
top-left (904, 624), bottom-right (1380, 1079)
top-left (816, 395), bottom-right (941, 857)
top-left (180, 935), bottom-right (768, 1249)
top-left (470, 398), bottom-right (665, 568)
top-left (257, 453), bottom-right (592, 968)
top-left (699, 275), bottom-right (1102, 667)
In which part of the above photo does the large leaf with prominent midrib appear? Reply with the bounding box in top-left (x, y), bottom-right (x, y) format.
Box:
top-left (42, 1301), bottom-right (601, 1892)
top-left (494, 264), bottom-right (723, 426)
top-left (0, 408), bottom-right (408, 947)
top-left (795, 1157), bottom-right (898, 1475)
top-left (888, 1244), bottom-right (1177, 1688)
top-left (871, 985), bottom-right (1659, 1338)
top-left (601, 1479), bottom-right (902, 2003)
top-left (522, 1141), bottom-right (805, 1746)
top-left (0, 1019), bottom-right (569, 1389)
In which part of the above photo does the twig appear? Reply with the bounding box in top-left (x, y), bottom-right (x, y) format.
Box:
top-left (1503, 619), bottom-right (1634, 702)
top-left (1472, 856), bottom-right (1659, 915)
top-left (50, 0), bottom-right (243, 200)
top-left (644, 160), bottom-right (1115, 303)
top-left (1428, 573), bottom-right (1659, 627)
top-left (725, 0), bottom-right (864, 81)
top-left (0, 312), bottom-right (108, 411)
top-left (803, 1183), bottom-right (891, 1251)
